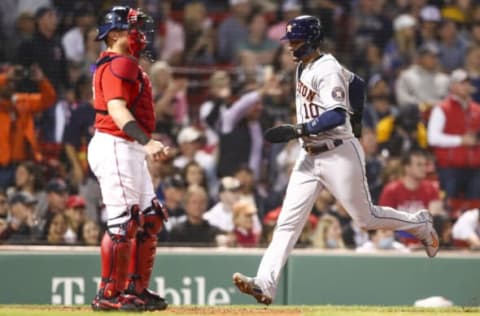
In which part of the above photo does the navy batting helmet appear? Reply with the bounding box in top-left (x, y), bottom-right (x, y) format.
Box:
top-left (95, 6), bottom-right (130, 41)
top-left (281, 15), bottom-right (323, 59)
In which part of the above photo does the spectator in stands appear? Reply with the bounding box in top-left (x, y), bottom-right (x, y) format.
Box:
top-left (311, 215), bottom-right (346, 249)
top-left (16, 6), bottom-right (68, 93)
top-left (233, 165), bottom-right (266, 219)
top-left (395, 43), bottom-right (449, 109)
top-left (61, 75), bottom-right (94, 177)
top-left (464, 46), bottom-right (480, 103)
top-left (183, 1), bottom-right (215, 65)
top-left (9, 12), bottom-right (36, 60)
top-left (267, 107), bottom-right (300, 198)
top-left (452, 208), bottom-right (480, 249)
top-left (63, 195), bottom-right (87, 244)
top-left (437, 19), bottom-right (468, 72)
top-left (0, 192), bottom-right (38, 244)
top-left (0, 64), bottom-right (56, 188)
top-left (61, 74), bottom-right (99, 219)
top-left (236, 9), bottom-right (279, 67)
top-left (263, 45), bottom-right (295, 128)
top-left (232, 200), bottom-right (259, 247)
top-left (61, 2), bottom-right (95, 64)
top-left (270, 118), bottom-right (301, 196)
top-left (433, 214), bottom-right (454, 248)
top-left (312, 189), bottom-right (335, 217)
top-left (0, 188), bottom-right (8, 239)
top-left (150, 61), bottom-right (188, 135)
top-left (80, 219), bottom-right (100, 246)
top-left (267, 0), bottom-right (301, 42)
top-left (181, 161), bottom-right (212, 203)
top-left (147, 148), bottom-right (177, 199)
top-left (0, 189), bottom-right (7, 220)
top-left (39, 178), bottom-right (68, 231)
top-left (204, 176), bottom-right (262, 236)
top-left (350, 0), bottom-right (392, 66)
top-left (356, 229), bottom-right (410, 253)
top-left (173, 126), bottom-right (216, 185)
top-left (382, 14), bottom-right (417, 79)
top-left (362, 74), bottom-right (397, 130)
top-left (360, 128), bottom-right (383, 204)
top-left (379, 149), bottom-right (443, 214)
top-left (43, 212), bottom-right (68, 245)
top-left (82, 26), bottom-right (102, 75)
top-left (261, 205), bottom-right (317, 248)
top-left (330, 201), bottom-right (359, 248)
top-left (468, 14), bottom-right (480, 47)
top-left (16, 6), bottom-right (68, 148)
top-left (157, 0), bottom-right (185, 65)
top-left (379, 149), bottom-right (444, 245)
top-left (215, 76), bottom-right (280, 179)
top-left (199, 70), bottom-right (232, 152)
top-left (160, 174), bottom-right (187, 232)
top-left (416, 5), bottom-right (442, 48)
top-left (376, 104), bottom-right (428, 158)
top-left (8, 161), bottom-right (44, 200)
top-left (428, 68), bottom-right (480, 199)
top-left (168, 185), bottom-right (222, 246)
top-left (217, 0), bottom-right (251, 63)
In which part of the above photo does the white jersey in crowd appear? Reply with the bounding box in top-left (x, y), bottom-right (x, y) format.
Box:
top-left (295, 53), bottom-right (355, 146)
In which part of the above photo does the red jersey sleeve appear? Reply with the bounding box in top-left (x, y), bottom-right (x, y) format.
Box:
top-left (101, 66), bottom-right (134, 103)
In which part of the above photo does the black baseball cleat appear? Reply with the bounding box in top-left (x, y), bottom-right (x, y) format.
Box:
top-left (232, 272), bottom-right (272, 305)
top-left (126, 288), bottom-right (168, 311)
top-left (91, 290), bottom-right (145, 311)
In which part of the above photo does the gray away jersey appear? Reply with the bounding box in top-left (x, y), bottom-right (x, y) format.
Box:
top-left (295, 54), bottom-right (355, 146)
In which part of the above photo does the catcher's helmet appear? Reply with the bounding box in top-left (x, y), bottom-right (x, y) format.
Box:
top-left (281, 15), bottom-right (323, 59)
top-left (95, 6), bottom-right (130, 41)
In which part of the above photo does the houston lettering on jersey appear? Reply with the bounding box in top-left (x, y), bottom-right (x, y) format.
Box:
top-left (296, 80), bottom-right (317, 103)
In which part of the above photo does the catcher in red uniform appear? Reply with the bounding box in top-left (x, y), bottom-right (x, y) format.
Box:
top-left (88, 6), bottom-right (169, 311)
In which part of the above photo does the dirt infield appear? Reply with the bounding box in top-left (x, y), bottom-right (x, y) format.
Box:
top-left (1, 305), bottom-right (480, 316)
top-left (167, 306), bottom-right (305, 315)
top-left (0, 305), bottom-right (309, 316)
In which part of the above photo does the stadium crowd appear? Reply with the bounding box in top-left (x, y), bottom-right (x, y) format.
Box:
top-left (0, 0), bottom-right (480, 252)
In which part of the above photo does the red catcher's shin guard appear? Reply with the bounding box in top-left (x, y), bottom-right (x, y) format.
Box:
top-left (126, 212), bottom-right (163, 293)
top-left (99, 233), bottom-right (132, 298)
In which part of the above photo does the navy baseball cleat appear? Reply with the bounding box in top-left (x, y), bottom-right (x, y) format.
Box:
top-left (232, 272), bottom-right (272, 305)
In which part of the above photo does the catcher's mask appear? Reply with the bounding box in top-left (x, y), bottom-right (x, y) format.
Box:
top-left (96, 6), bottom-right (154, 57)
top-left (281, 15), bottom-right (323, 60)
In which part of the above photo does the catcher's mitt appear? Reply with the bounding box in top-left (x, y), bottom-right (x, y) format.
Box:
top-left (264, 124), bottom-right (306, 143)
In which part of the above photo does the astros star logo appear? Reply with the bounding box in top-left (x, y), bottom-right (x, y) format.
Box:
top-left (331, 87), bottom-right (345, 101)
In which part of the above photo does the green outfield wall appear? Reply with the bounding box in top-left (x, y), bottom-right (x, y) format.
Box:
top-left (0, 248), bottom-right (478, 306)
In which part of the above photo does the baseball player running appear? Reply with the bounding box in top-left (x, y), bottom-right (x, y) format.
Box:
top-left (88, 6), bottom-right (169, 311)
top-left (233, 15), bottom-right (439, 305)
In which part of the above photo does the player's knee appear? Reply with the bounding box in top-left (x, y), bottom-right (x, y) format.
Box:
top-left (106, 205), bottom-right (144, 239)
top-left (141, 198), bottom-right (166, 236)
top-left (354, 214), bottom-right (373, 231)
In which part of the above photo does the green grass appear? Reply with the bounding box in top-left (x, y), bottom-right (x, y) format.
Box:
top-left (0, 305), bottom-right (480, 316)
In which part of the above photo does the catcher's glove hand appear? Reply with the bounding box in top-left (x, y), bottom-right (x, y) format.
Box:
top-left (264, 124), bottom-right (307, 143)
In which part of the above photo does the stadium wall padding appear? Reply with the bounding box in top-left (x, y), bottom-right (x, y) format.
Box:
top-left (0, 249), bottom-right (478, 306)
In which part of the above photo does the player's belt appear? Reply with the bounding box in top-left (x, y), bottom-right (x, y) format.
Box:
top-left (304, 139), bottom-right (343, 155)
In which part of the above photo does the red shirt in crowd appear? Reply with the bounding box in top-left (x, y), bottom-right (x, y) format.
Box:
top-left (379, 180), bottom-right (441, 213)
